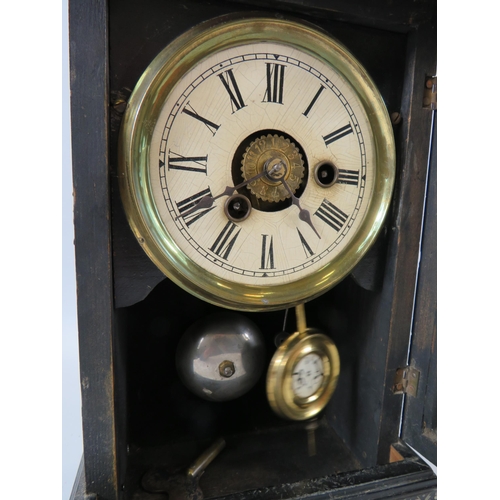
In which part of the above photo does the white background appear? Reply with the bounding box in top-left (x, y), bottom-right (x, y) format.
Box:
top-left (2, 2), bottom-right (83, 499)
top-left (0, 2), bottom-right (496, 499)
top-left (62, 1), bottom-right (83, 498)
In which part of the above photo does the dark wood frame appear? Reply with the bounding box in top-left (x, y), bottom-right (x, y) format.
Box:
top-left (69, 1), bottom-right (119, 498)
top-left (69, 1), bottom-right (436, 498)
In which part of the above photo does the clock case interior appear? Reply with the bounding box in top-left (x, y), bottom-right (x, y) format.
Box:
top-left (69, 1), bottom-right (436, 499)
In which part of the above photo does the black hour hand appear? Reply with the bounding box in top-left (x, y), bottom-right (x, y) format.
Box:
top-left (176, 169), bottom-right (271, 220)
top-left (175, 186), bottom-right (236, 220)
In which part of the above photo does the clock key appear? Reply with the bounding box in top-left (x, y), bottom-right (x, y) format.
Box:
top-left (186, 436), bottom-right (226, 480)
top-left (141, 437), bottom-right (226, 500)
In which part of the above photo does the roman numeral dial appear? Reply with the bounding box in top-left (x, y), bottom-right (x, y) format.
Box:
top-left (158, 51), bottom-right (369, 279)
top-left (117, 13), bottom-right (396, 313)
top-left (144, 37), bottom-right (380, 296)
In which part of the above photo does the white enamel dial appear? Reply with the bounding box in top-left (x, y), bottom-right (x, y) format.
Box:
top-left (119, 16), bottom-right (395, 310)
top-left (292, 352), bottom-right (324, 399)
top-left (149, 41), bottom-right (374, 287)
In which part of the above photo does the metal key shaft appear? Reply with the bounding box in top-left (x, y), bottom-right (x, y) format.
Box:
top-left (142, 437), bottom-right (226, 500)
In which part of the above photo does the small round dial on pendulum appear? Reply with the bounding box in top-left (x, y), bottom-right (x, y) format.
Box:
top-left (292, 353), bottom-right (324, 399)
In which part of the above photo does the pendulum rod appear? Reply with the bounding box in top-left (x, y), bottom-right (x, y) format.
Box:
top-left (295, 303), bottom-right (307, 334)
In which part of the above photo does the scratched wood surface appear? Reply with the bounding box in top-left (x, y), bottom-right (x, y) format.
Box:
top-left (69, 0), bottom-right (129, 498)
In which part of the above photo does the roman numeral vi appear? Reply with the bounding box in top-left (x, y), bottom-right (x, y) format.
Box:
top-left (260, 235), bottom-right (275, 269)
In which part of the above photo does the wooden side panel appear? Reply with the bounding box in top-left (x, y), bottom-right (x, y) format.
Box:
top-left (402, 114), bottom-right (437, 465)
top-left (69, 0), bottom-right (123, 498)
top-left (320, 19), bottom-right (436, 466)
top-left (375, 21), bottom-right (437, 462)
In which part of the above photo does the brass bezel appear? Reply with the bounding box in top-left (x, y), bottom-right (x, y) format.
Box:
top-left (118, 14), bottom-right (396, 311)
top-left (266, 328), bottom-right (340, 420)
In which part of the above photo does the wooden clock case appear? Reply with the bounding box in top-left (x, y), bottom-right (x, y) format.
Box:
top-left (68, 0), bottom-right (436, 498)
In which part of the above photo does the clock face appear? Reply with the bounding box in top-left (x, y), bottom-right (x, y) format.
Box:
top-left (292, 352), bottom-right (324, 399)
top-left (149, 41), bottom-right (374, 287)
top-left (119, 16), bottom-right (395, 310)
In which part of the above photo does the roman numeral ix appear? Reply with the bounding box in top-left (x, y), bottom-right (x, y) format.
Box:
top-left (167, 152), bottom-right (208, 174)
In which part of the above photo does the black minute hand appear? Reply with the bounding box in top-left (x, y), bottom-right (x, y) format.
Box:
top-left (280, 179), bottom-right (321, 239)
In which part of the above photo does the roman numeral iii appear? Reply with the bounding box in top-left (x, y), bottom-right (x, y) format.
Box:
top-left (337, 169), bottom-right (360, 186)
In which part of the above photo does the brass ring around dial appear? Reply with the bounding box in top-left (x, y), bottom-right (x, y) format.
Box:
top-left (118, 15), bottom-right (396, 312)
top-left (241, 134), bottom-right (304, 202)
top-left (266, 327), bottom-right (340, 421)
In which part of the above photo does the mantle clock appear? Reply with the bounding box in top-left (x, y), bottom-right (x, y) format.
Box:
top-left (69, 1), bottom-right (436, 499)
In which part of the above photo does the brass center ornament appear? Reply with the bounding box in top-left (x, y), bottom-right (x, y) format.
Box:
top-left (241, 134), bottom-right (305, 202)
